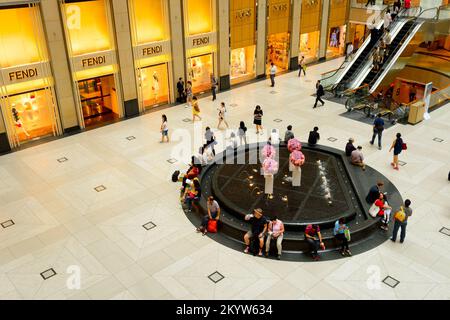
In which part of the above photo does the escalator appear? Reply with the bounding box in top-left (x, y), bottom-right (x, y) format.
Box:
top-left (362, 20), bottom-right (416, 86)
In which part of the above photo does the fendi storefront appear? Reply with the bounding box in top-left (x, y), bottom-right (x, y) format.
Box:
top-left (327, 0), bottom-right (349, 59)
top-left (0, 3), bottom-right (61, 148)
top-left (267, 0), bottom-right (291, 74)
top-left (128, 0), bottom-right (172, 111)
top-left (230, 0), bottom-right (257, 85)
top-left (299, 0), bottom-right (322, 64)
top-left (60, 0), bottom-right (122, 128)
top-left (183, 0), bottom-right (217, 94)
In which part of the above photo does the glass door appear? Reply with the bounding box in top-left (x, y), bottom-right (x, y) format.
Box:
top-left (187, 53), bottom-right (214, 94)
top-left (138, 63), bottom-right (170, 110)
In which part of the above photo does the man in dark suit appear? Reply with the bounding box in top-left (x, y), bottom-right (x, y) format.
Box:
top-left (177, 78), bottom-right (185, 103)
top-left (313, 80), bottom-right (325, 108)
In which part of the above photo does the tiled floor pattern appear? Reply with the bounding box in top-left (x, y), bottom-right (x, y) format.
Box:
top-left (0, 58), bottom-right (449, 300)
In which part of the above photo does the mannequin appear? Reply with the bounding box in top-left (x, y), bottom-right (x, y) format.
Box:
top-left (239, 49), bottom-right (246, 74)
top-left (12, 106), bottom-right (30, 138)
top-left (152, 71), bottom-right (160, 102)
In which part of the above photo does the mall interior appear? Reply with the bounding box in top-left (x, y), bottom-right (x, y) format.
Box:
top-left (0, 0), bottom-right (449, 301)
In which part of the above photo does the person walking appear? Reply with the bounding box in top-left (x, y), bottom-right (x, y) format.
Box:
top-left (269, 62), bottom-right (277, 87)
top-left (217, 102), bottom-right (229, 129)
top-left (177, 78), bottom-right (185, 103)
top-left (265, 216), bottom-right (285, 260)
top-left (334, 218), bottom-right (351, 256)
top-left (211, 74), bottom-right (218, 101)
top-left (313, 80), bottom-right (325, 108)
top-left (253, 105), bottom-right (264, 135)
top-left (238, 121), bottom-right (248, 146)
top-left (391, 199), bottom-right (413, 243)
top-left (370, 113), bottom-right (385, 150)
top-left (192, 96), bottom-right (202, 122)
top-left (160, 114), bottom-right (169, 143)
top-left (186, 81), bottom-right (193, 105)
top-left (205, 127), bottom-right (216, 156)
top-left (346, 43), bottom-right (354, 61)
top-left (389, 133), bottom-right (405, 171)
top-left (298, 56), bottom-right (306, 77)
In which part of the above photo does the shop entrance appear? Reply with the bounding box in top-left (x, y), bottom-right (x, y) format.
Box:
top-left (187, 53), bottom-right (214, 94)
top-left (300, 31), bottom-right (320, 63)
top-left (78, 75), bottom-right (120, 128)
top-left (349, 23), bottom-right (367, 50)
top-left (1, 88), bottom-right (58, 146)
top-left (139, 63), bottom-right (170, 110)
top-left (327, 25), bottom-right (347, 59)
top-left (267, 32), bottom-right (290, 73)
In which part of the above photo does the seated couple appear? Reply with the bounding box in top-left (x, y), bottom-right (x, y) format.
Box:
top-left (243, 209), bottom-right (284, 260)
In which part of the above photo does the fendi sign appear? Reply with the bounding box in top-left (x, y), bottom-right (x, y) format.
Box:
top-left (136, 40), bottom-right (170, 60)
top-left (186, 32), bottom-right (217, 50)
top-left (1, 62), bottom-right (46, 85)
top-left (72, 51), bottom-right (113, 72)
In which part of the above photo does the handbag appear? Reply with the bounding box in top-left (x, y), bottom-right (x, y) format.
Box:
top-left (402, 143), bottom-right (407, 150)
top-left (207, 219), bottom-right (218, 233)
top-left (369, 203), bottom-right (380, 218)
top-left (344, 228), bottom-right (351, 242)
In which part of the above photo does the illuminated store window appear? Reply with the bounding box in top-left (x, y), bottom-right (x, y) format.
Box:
top-left (188, 54), bottom-right (213, 94)
top-left (129, 0), bottom-right (172, 111)
top-left (230, 0), bottom-right (257, 85)
top-left (230, 46), bottom-right (256, 84)
top-left (0, 4), bottom-right (60, 148)
top-left (266, 0), bottom-right (291, 73)
top-left (139, 64), bottom-right (170, 109)
top-left (349, 23), bottom-right (367, 50)
top-left (299, 0), bottom-right (322, 64)
top-left (185, 0), bottom-right (213, 36)
top-left (61, 0), bottom-right (122, 128)
top-left (326, 25), bottom-right (347, 59)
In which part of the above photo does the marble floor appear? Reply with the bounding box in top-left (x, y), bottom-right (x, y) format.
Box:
top-left (0, 58), bottom-right (449, 300)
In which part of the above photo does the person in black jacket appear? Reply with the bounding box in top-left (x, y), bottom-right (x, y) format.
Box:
top-left (366, 181), bottom-right (384, 204)
top-left (313, 80), bottom-right (325, 108)
top-left (177, 78), bottom-right (185, 102)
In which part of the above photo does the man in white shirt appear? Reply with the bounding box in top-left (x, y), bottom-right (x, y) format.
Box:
top-left (269, 63), bottom-right (277, 87)
top-left (351, 146), bottom-right (366, 171)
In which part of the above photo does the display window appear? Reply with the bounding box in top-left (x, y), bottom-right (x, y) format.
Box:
top-left (326, 25), bottom-right (347, 59)
top-left (139, 64), bottom-right (170, 109)
top-left (188, 54), bottom-right (214, 94)
top-left (78, 75), bottom-right (120, 127)
top-left (267, 32), bottom-right (290, 73)
top-left (349, 23), bottom-right (367, 50)
top-left (185, 0), bottom-right (213, 36)
top-left (230, 46), bottom-right (256, 85)
top-left (300, 31), bottom-right (320, 64)
top-left (2, 89), bottom-right (57, 144)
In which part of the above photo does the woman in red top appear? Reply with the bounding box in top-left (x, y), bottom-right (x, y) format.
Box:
top-left (374, 193), bottom-right (392, 230)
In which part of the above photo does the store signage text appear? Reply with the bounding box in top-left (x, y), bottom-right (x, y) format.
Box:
top-left (81, 56), bottom-right (106, 68)
top-left (272, 3), bottom-right (288, 12)
top-left (192, 36), bottom-right (210, 47)
top-left (8, 68), bottom-right (39, 82)
top-left (142, 45), bottom-right (163, 56)
top-left (235, 9), bottom-right (252, 19)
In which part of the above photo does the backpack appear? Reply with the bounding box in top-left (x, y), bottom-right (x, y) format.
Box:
top-left (394, 206), bottom-right (406, 223)
top-left (171, 170), bottom-right (180, 182)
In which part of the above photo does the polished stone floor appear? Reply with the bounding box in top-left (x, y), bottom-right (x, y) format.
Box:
top-left (0, 58), bottom-right (449, 300)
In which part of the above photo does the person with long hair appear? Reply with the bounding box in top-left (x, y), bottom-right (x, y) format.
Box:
top-left (253, 105), bottom-right (263, 135)
top-left (160, 114), bottom-right (169, 143)
top-left (389, 133), bottom-right (405, 171)
top-left (192, 96), bottom-right (202, 122)
top-left (238, 121), bottom-right (248, 146)
top-left (217, 102), bottom-right (229, 129)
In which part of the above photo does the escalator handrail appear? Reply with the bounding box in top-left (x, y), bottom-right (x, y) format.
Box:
top-left (338, 10), bottom-right (414, 91)
top-left (322, 6), bottom-right (391, 91)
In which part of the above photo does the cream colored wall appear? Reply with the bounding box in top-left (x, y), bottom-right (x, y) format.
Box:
top-left (169, 0), bottom-right (185, 100)
top-left (111, 0), bottom-right (137, 103)
top-left (256, 0), bottom-right (267, 76)
top-left (290, 0), bottom-right (301, 63)
top-left (218, 0), bottom-right (230, 79)
top-left (40, 0), bottom-right (79, 130)
top-left (319, 0), bottom-right (331, 59)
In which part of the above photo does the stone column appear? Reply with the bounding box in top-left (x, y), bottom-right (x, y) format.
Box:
top-left (256, 0), bottom-right (267, 78)
top-left (40, 0), bottom-right (79, 132)
top-left (111, 0), bottom-right (139, 117)
top-left (289, 0), bottom-right (301, 70)
top-left (319, 0), bottom-right (331, 61)
top-left (218, 0), bottom-right (231, 91)
top-left (169, 0), bottom-right (186, 101)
